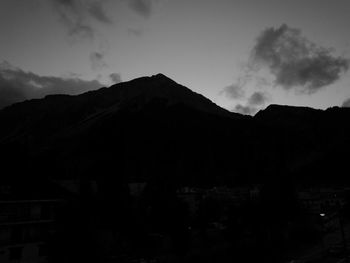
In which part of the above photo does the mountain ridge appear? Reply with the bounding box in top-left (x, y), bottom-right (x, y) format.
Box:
top-left (1, 74), bottom-right (350, 185)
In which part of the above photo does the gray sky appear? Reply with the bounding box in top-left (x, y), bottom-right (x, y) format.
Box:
top-left (1, 0), bottom-right (350, 114)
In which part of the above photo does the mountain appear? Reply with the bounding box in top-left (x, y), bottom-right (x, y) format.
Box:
top-left (0, 74), bottom-right (254, 185)
top-left (1, 74), bottom-right (350, 186)
top-left (0, 74), bottom-right (236, 143)
top-left (255, 104), bottom-right (350, 184)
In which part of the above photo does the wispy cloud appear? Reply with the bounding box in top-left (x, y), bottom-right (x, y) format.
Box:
top-left (233, 104), bottom-right (257, 116)
top-left (248, 91), bottom-right (269, 106)
top-left (220, 75), bottom-right (250, 99)
top-left (90, 51), bottom-right (108, 70)
top-left (128, 0), bottom-right (153, 18)
top-left (88, 1), bottom-right (112, 24)
top-left (51, 0), bottom-right (112, 39)
top-left (342, 98), bottom-right (350, 107)
top-left (127, 28), bottom-right (144, 37)
top-left (109, 73), bottom-right (122, 84)
top-left (233, 91), bottom-right (270, 116)
top-left (0, 61), bottom-right (102, 109)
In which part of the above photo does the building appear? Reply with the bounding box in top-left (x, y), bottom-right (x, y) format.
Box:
top-left (0, 181), bottom-right (64, 263)
top-left (297, 187), bottom-right (348, 232)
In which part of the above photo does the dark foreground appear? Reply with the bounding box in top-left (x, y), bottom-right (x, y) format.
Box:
top-left (2, 180), bottom-right (350, 263)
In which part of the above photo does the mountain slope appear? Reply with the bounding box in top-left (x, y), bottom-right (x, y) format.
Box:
top-left (0, 74), bottom-right (239, 144)
top-left (255, 104), bottom-right (350, 183)
top-left (0, 74), bottom-right (254, 185)
top-left (1, 74), bottom-right (350, 185)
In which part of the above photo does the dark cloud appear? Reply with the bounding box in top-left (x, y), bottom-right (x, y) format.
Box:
top-left (221, 83), bottom-right (245, 99)
top-left (0, 61), bottom-right (102, 109)
top-left (90, 51), bottom-right (108, 70)
top-left (51, 0), bottom-right (112, 39)
top-left (221, 77), bottom-right (269, 115)
top-left (109, 73), bottom-right (122, 84)
top-left (251, 24), bottom-right (349, 93)
top-left (222, 23), bottom-right (348, 113)
top-left (233, 104), bottom-right (257, 116)
top-left (128, 0), bottom-right (153, 18)
top-left (342, 98), bottom-right (350, 107)
top-left (220, 74), bottom-right (254, 99)
top-left (248, 91), bottom-right (269, 106)
top-left (88, 1), bottom-right (112, 24)
top-left (232, 91), bottom-right (270, 116)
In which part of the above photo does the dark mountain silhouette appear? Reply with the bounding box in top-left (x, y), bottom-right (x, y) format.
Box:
top-left (255, 104), bottom-right (350, 184)
top-left (0, 74), bottom-right (245, 149)
top-left (1, 74), bottom-right (350, 185)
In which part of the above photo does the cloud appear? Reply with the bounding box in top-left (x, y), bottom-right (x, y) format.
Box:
top-left (221, 77), bottom-right (270, 115)
top-left (248, 91), bottom-right (269, 106)
top-left (221, 83), bottom-right (245, 99)
top-left (127, 28), bottom-right (144, 37)
top-left (251, 24), bottom-right (349, 93)
top-left (90, 51), bottom-right (108, 70)
top-left (342, 98), bottom-right (350, 107)
top-left (232, 91), bottom-right (270, 116)
top-left (221, 74), bottom-right (251, 99)
top-left (87, 1), bottom-right (112, 24)
top-left (51, 0), bottom-right (112, 39)
top-left (233, 104), bottom-right (257, 116)
top-left (0, 61), bottom-right (102, 109)
top-left (223, 24), bottom-right (347, 112)
top-left (109, 73), bottom-right (122, 84)
top-left (128, 0), bottom-right (153, 18)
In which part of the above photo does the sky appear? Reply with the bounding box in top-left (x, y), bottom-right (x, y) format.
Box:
top-left (0, 0), bottom-right (350, 114)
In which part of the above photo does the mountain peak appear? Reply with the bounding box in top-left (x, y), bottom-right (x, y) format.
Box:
top-left (151, 73), bottom-right (172, 80)
top-left (148, 73), bottom-right (177, 85)
top-left (108, 73), bottom-right (233, 117)
top-left (126, 73), bottom-right (175, 85)
top-left (255, 104), bottom-right (321, 118)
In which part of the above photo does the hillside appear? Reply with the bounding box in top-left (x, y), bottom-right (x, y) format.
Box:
top-left (1, 75), bottom-right (350, 185)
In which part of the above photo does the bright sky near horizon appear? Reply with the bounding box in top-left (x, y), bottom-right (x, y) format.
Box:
top-left (1, 0), bottom-right (350, 114)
